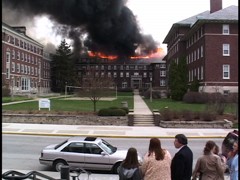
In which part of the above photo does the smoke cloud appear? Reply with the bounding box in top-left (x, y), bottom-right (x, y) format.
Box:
top-left (2, 0), bottom-right (158, 58)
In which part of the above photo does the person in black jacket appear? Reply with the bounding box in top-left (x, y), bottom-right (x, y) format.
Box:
top-left (118, 147), bottom-right (142, 180)
top-left (171, 134), bottom-right (193, 180)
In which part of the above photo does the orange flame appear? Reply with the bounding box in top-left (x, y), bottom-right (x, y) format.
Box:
top-left (88, 51), bottom-right (118, 60)
top-left (130, 47), bottom-right (165, 59)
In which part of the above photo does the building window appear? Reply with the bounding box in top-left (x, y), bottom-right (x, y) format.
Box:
top-left (114, 72), bottom-right (117, 77)
top-left (101, 72), bottom-right (104, 77)
top-left (222, 24), bottom-right (229, 35)
top-left (126, 72), bottom-right (129, 77)
top-left (17, 63), bottom-right (20, 73)
top-left (120, 72), bottom-right (124, 77)
top-left (6, 68), bottom-right (10, 79)
top-left (17, 51), bottom-right (20, 60)
top-left (12, 62), bottom-right (15, 72)
top-left (6, 52), bottom-right (11, 62)
top-left (160, 70), bottom-right (166, 77)
top-left (21, 64), bottom-right (24, 73)
top-left (25, 65), bottom-right (27, 74)
top-left (108, 72), bottom-right (111, 77)
top-left (160, 64), bottom-right (166, 68)
top-left (108, 65), bottom-right (111, 70)
top-left (201, 66), bottom-right (204, 80)
top-left (21, 77), bottom-right (30, 91)
top-left (160, 79), bottom-right (165, 86)
top-left (12, 50), bottom-right (15, 59)
top-left (223, 65), bottom-right (230, 79)
top-left (143, 72), bottom-right (147, 78)
top-left (200, 46), bottom-right (203, 58)
top-left (223, 44), bottom-right (230, 56)
top-left (122, 82), bottom-right (127, 88)
top-left (223, 90), bottom-right (230, 96)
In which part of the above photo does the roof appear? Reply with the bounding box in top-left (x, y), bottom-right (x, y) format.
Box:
top-left (2, 21), bottom-right (44, 47)
top-left (163, 5), bottom-right (238, 43)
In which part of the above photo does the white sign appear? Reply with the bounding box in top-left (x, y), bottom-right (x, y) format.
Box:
top-left (39, 98), bottom-right (50, 111)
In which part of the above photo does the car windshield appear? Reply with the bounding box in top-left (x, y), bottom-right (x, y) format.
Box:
top-left (55, 140), bottom-right (68, 150)
top-left (98, 139), bottom-right (117, 154)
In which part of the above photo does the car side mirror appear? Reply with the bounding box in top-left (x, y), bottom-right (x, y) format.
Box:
top-left (101, 151), bottom-right (107, 156)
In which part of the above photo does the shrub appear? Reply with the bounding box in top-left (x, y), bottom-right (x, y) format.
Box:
top-left (160, 108), bottom-right (172, 121)
top-left (182, 110), bottom-right (193, 121)
top-left (121, 107), bottom-right (129, 114)
top-left (2, 86), bottom-right (10, 97)
top-left (110, 109), bottom-right (126, 116)
top-left (193, 111), bottom-right (201, 120)
top-left (98, 108), bottom-right (126, 116)
top-left (98, 109), bottom-right (111, 116)
top-left (200, 111), bottom-right (216, 121)
top-left (183, 92), bottom-right (208, 104)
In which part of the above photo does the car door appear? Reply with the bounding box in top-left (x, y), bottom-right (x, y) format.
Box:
top-left (60, 142), bottom-right (85, 168)
top-left (83, 142), bottom-right (111, 171)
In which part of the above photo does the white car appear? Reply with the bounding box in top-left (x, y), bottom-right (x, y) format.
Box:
top-left (39, 136), bottom-right (142, 173)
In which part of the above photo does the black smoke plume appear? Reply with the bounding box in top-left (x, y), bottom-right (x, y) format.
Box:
top-left (2, 0), bottom-right (158, 58)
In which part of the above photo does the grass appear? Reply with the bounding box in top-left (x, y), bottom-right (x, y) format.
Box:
top-left (2, 96), bottom-right (34, 103)
top-left (144, 98), bottom-right (237, 115)
top-left (2, 95), bottom-right (133, 112)
top-left (2, 93), bottom-right (237, 116)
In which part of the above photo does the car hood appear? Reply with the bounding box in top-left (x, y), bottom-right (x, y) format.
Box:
top-left (43, 144), bottom-right (58, 150)
top-left (111, 149), bottom-right (128, 158)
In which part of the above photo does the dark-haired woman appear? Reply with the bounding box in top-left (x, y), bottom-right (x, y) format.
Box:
top-left (118, 147), bottom-right (142, 180)
top-left (192, 140), bottom-right (226, 180)
top-left (140, 138), bottom-right (171, 180)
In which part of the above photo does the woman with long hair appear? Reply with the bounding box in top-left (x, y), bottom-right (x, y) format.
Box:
top-left (227, 141), bottom-right (238, 180)
top-left (118, 147), bottom-right (142, 180)
top-left (192, 140), bottom-right (226, 180)
top-left (140, 138), bottom-right (171, 180)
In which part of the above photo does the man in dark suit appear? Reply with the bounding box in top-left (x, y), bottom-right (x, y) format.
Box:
top-left (171, 134), bottom-right (193, 180)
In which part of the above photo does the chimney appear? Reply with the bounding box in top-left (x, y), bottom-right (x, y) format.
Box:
top-left (210, 0), bottom-right (222, 13)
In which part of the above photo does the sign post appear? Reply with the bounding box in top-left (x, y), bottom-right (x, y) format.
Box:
top-left (39, 98), bottom-right (50, 111)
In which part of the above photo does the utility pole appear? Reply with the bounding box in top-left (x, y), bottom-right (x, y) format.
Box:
top-left (150, 77), bottom-right (152, 102)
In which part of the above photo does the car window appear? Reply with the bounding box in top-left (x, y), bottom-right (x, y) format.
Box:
top-left (62, 142), bottom-right (84, 153)
top-left (98, 139), bottom-right (116, 154)
top-left (55, 140), bottom-right (68, 150)
top-left (84, 143), bottom-right (103, 154)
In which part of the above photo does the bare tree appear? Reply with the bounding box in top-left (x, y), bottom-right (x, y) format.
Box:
top-left (78, 69), bottom-right (115, 112)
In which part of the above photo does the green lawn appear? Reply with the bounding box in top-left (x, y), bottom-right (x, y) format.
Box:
top-left (2, 96), bottom-right (33, 103)
top-left (144, 98), bottom-right (237, 115)
top-left (2, 96), bottom-right (134, 112)
top-left (2, 93), bottom-right (237, 115)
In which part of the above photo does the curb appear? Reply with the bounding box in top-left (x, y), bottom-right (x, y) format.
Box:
top-left (2, 131), bottom-right (226, 139)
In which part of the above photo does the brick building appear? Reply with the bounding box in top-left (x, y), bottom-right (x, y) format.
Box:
top-left (163, 0), bottom-right (238, 94)
top-left (2, 22), bottom-right (51, 95)
top-left (77, 57), bottom-right (167, 93)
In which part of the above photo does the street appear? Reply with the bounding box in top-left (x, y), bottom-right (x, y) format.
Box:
top-left (2, 134), bottom-right (224, 173)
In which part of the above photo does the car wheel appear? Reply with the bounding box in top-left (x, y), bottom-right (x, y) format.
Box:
top-left (112, 162), bottom-right (121, 174)
top-left (53, 160), bottom-right (68, 172)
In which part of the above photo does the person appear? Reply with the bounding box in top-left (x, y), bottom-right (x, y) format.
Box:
top-left (140, 138), bottom-right (171, 180)
top-left (192, 140), bottom-right (226, 180)
top-left (171, 134), bottom-right (193, 180)
top-left (213, 144), bottom-right (227, 165)
top-left (118, 147), bottom-right (142, 180)
top-left (227, 141), bottom-right (238, 180)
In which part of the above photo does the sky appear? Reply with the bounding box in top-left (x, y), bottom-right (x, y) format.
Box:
top-left (30, 0), bottom-right (238, 54)
top-left (126, 0), bottom-right (238, 53)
